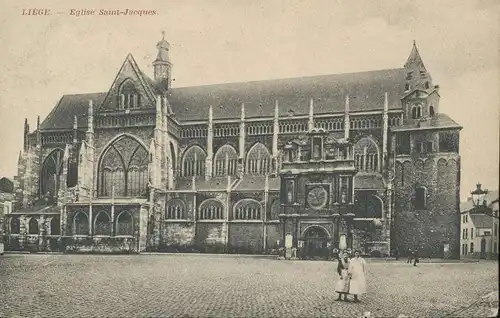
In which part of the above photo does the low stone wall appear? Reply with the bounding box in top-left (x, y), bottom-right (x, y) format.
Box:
top-left (61, 236), bottom-right (137, 254)
top-left (4, 235), bottom-right (60, 252)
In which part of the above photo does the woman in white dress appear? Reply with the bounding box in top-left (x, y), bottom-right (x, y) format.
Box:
top-left (334, 251), bottom-right (351, 301)
top-left (348, 250), bottom-right (367, 303)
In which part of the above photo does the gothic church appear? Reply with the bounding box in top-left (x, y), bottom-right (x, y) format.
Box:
top-left (6, 35), bottom-right (462, 258)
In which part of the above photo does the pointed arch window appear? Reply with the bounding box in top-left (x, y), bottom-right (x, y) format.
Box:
top-left (51, 216), bottom-right (60, 235)
top-left (166, 198), bottom-right (187, 219)
top-left (119, 79), bottom-right (141, 109)
top-left (354, 138), bottom-right (380, 172)
top-left (28, 218), bottom-right (39, 235)
top-left (73, 211), bottom-right (89, 235)
top-left (41, 149), bottom-right (65, 198)
top-left (429, 105), bottom-right (435, 117)
top-left (233, 199), bottom-right (262, 220)
top-left (116, 210), bottom-right (134, 236)
top-left (214, 145), bottom-right (238, 176)
top-left (182, 145), bottom-right (206, 177)
top-left (94, 211), bottom-right (111, 236)
top-left (198, 199), bottom-right (224, 220)
top-left (246, 143), bottom-right (272, 175)
top-left (98, 135), bottom-right (149, 197)
top-left (413, 186), bottom-right (428, 210)
top-left (10, 217), bottom-right (20, 234)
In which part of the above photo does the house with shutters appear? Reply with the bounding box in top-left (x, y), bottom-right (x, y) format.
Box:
top-left (4, 35), bottom-right (462, 258)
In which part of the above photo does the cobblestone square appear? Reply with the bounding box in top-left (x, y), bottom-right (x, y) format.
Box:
top-left (0, 254), bottom-right (498, 317)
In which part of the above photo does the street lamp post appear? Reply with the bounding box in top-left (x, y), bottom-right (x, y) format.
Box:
top-left (471, 183), bottom-right (497, 219)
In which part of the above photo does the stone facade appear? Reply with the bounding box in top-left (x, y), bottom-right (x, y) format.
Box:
top-left (4, 37), bottom-right (462, 258)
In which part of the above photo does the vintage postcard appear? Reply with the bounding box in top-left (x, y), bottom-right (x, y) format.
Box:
top-left (0, 0), bottom-right (498, 317)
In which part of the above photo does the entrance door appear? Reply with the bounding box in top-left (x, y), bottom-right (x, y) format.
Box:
top-left (303, 227), bottom-right (329, 260)
top-left (480, 238), bottom-right (486, 259)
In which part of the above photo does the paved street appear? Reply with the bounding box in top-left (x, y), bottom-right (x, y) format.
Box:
top-left (0, 254), bottom-right (498, 318)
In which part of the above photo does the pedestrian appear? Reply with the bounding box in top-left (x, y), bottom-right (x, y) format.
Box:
top-left (347, 250), bottom-right (367, 303)
top-left (334, 250), bottom-right (351, 301)
top-left (407, 248), bottom-right (413, 264)
top-left (413, 248), bottom-right (419, 266)
top-left (394, 247), bottom-right (400, 261)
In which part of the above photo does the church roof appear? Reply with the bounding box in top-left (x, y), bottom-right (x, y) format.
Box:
top-left (167, 68), bottom-right (407, 121)
top-left (39, 67), bottom-right (407, 130)
top-left (40, 93), bottom-right (107, 130)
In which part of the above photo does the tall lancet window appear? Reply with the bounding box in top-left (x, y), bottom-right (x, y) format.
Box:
top-left (98, 135), bottom-right (149, 197)
top-left (41, 149), bottom-right (65, 198)
top-left (353, 137), bottom-right (380, 173)
top-left (246, 143), bottom-right (272, 175)
top-left (214, 145), bottom-right (238, 176)
top-left (118, 79), bottom-right (141, 109)
top-left (182, 145), bottom-right (206, 177)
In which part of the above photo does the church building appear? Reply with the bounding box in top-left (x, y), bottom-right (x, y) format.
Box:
top-left (5, 35), bottom-right (462, 258)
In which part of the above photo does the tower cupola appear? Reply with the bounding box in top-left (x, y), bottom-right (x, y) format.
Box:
top-left (153, 31), bottom-right (173, 90)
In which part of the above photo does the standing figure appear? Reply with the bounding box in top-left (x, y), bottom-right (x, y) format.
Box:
top-left (348, 250), bottom-right (367, 303)
top-left (407, 248), bottom-right (413, 264)
top-left (413, 248), bottom-right (419, 266)
top-left (334, 251), bottom-right (351, 301)
top-left (394, 247), bottom-right (400, 261)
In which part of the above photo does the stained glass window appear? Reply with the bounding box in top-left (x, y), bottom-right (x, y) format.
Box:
top-left (246, 143), bottom-right (271, 175)
top-left (214, 145), bottom-right (238, 176)
top-left (73, 211), bottom-right (89, 235)
top-left (354, 138), bottom-right (380, 173)
top-left (233, 199), bottom-right (262, 220)
top-left (166, 198), bottom-right (186, 219)
top-left (182, 145), bottom-right (206, 177)
top-left (198, 199), bottom-right (224, 220)
top-left (28, 218), bottom-right (39, 235)
top-left (98, 135), bottom-right (149, 197)
top-left (10, 217), bottom-right (20, 234)
top-left (41, 149), bottom-right (65, 198)
top-left (94, 211), bottom-right (111, 236)
top-left (116, 211), bottom-right (133, 236)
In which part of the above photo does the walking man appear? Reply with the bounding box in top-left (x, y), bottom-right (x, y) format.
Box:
top-left (413, 248), bottom-right (419, 266)
top-left (348, 250), bottom-right (367, 303)
top-left (334, 251), bottom-right (351, 301)
top-left (407, 248), bottom-right (413, 264)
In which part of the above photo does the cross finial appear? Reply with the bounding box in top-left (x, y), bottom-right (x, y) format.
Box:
top-left (161, 30), bottom-right (165, 40)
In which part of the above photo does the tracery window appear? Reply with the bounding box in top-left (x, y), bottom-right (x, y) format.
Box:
top-left (354, 192), bottom-right (383, 218)
top-left (51, 216), bottom-right (60, 235)
top-left (214, 145), bottom-right (238, 176)
top-left (246, 143), bottom-right (272, 175)
top-left (354, 138), bottom-right (379, 173)
top-left (41, 149), bottom-right (65, 198)
top-left (10, 217), bottom-right (20, 234)
top-left (198, 199), bottom-right (224, 220)
top-left (182, 145), bottom-right (206, 177)
top-left (98, 135), bottom-right (149, 197)
top-left (94, 211), bottom-right (111, 236)
top-left (166, 198), bottom-right (186, 219)
top-left (73, 211), bottom-right (89, 235)
top-left (233, 199), bottom-right (262, 220)
top-left (116, 211), bottom-right (134, 236)
top-left (429, 105), bottom-right (435, 116)
top-left (119, 79), bottom-right (141, 109)
top-left (28, 218), bottom-right (39, 235)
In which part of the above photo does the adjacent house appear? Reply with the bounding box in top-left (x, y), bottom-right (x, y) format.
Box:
top-left (460, 190), bottom-right (499, 259)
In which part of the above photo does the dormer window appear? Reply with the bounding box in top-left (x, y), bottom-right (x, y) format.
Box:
top-left (119, 79), bottom-right (141, 110)
top-left (405, 83), bottom-right (411, 92)
top-left (411, 105), bottom-right (422, 119)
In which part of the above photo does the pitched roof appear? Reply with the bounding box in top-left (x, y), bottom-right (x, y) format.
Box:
top-left (40, 93), bottom-right (107, 131)
top-left (460, 190), bottom-right (499, 213)
top-left (233, 176), bottom-right (280, 191)
top-left (390, 113), bottom-right (462, 132)
top-left (469, 214), bottom-right (494, 229)
top-left (167, 68), bottom-right (407, 121)
top-left (404, 42), bottom-right (426, 71)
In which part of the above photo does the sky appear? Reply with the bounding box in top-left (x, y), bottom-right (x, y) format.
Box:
top-left (0, 0), bottom-right (498, 200)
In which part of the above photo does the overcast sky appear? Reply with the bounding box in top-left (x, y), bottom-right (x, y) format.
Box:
top-left (0, 0), bottom-right (498, 200)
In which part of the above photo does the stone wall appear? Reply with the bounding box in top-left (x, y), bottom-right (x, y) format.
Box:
top-left (227, 222), bottom-right (264, 253)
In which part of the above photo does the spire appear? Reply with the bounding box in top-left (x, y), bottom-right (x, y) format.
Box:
top-left (18, 150), bottom-right (23, 162)
top-left (153, 31), bottom-right (173, 89)
top-left (36, 116), bottom-right (40, 130)
top-left (308, 98), bottom-right (314, 131)
top-left (240, 103), bottom-right (245, 121)
top-left (404, 40), bottom-right (426, 71)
